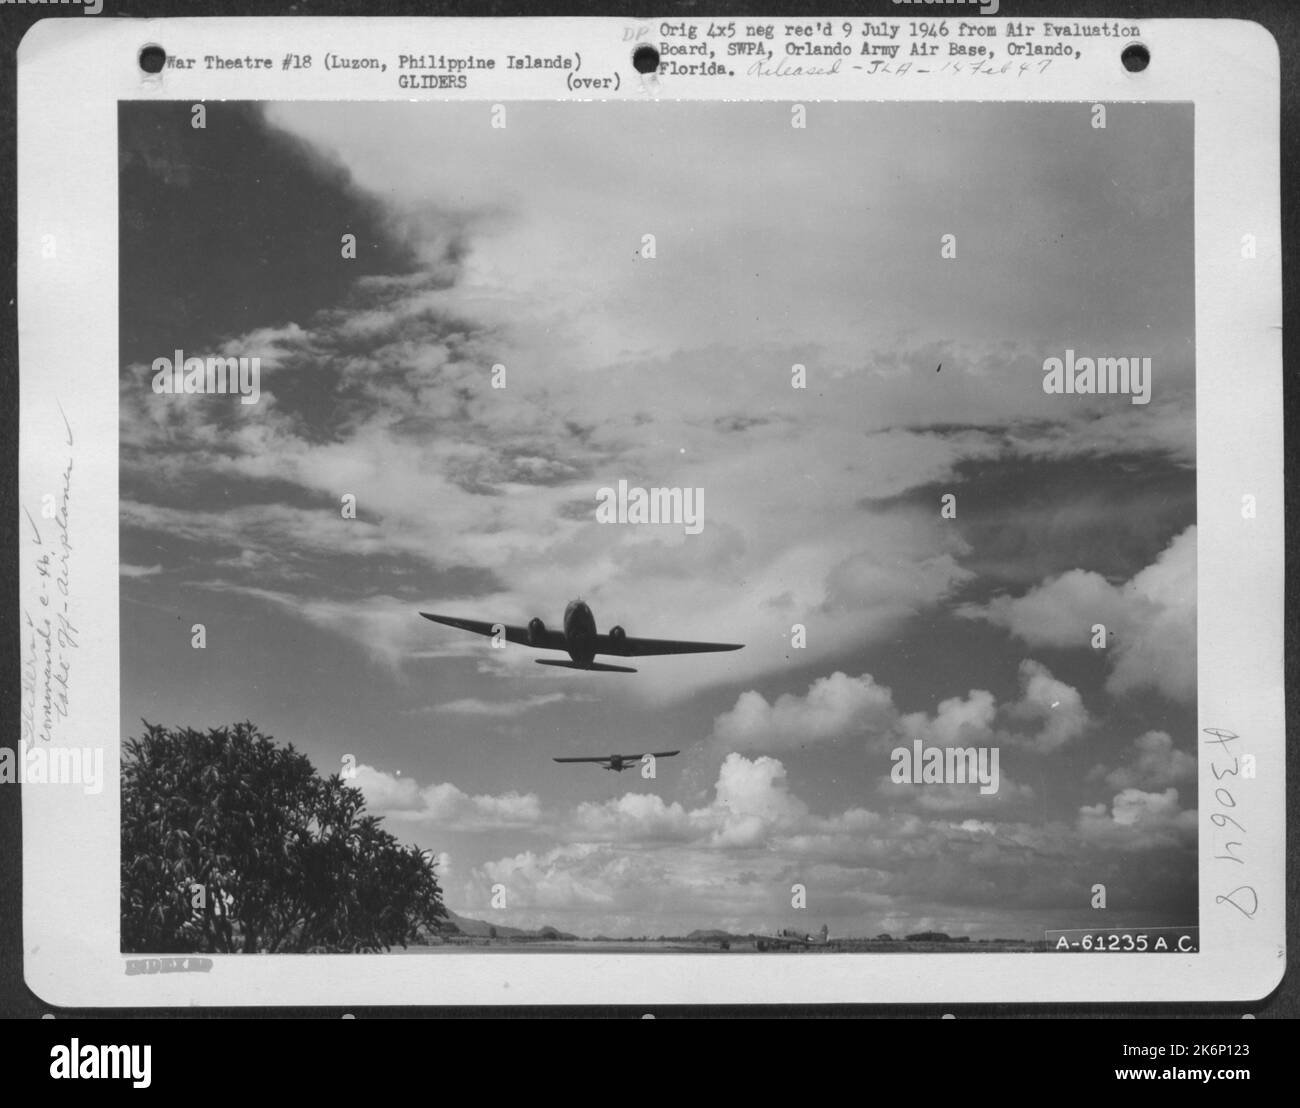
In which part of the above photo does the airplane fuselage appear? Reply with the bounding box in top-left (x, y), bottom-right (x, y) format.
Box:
top-left (563, 600), bottom-right (599, 667)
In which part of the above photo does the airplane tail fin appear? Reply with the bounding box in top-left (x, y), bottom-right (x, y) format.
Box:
top-left (535, 659), bottom-right (637, 674)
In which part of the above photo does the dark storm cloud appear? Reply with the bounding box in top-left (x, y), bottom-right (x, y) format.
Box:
top-left (119, 101), bottom-right (423, 364)
top-left (857, 453), bottom-right (1194, 591)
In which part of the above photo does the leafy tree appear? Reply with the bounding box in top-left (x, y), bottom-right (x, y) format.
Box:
top-left (121, 721), bottom-right (447, 953)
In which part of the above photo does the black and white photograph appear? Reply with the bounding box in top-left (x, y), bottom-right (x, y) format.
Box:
top-left (117, 97), bottom-right (1200, 955)
top-left (10, 11), bottom-right (1287, 1029)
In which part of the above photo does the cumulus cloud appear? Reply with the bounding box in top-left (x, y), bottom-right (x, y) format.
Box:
top-left (709, 754), bottom-right (811, 847)
top-left (1001, 659), bottom-right (1091, 753)
top-left (1107, 528), bottom-right (1196, 702)
top-left (709, 660), bottom-right (1089, 758)
top-left (480, 844), bottom-right (622, 911)
top-left (1093, 730), bottom-right (1195, 791)
top-left (566, 754), bottom-right (808, 849)
top-left (566, 752), bottom-right (1107, 863)
top-left (710, 672), bottom-right (897, 753)
top-left (957, 526), bottom-right (1195, 703)
top-left (1077, 787), bottom-right (1196, 851)
top-left (570, 792), bottom-right (698, 845)
top-left (351, 763), bottom-right (543, 831)
top-left (456, 750), bottom-right (1184, 935)
top-left (896, 689), bottom-right (997, 749)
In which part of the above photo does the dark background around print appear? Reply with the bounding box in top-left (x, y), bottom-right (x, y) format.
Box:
top-left (0, 0), bottom-right (1295, 1020)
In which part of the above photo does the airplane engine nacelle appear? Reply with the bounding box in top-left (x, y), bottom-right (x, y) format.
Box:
top-left (528, 618), bottom-right (546, 646)
top-left (608, 625), bottom-right (627, 646)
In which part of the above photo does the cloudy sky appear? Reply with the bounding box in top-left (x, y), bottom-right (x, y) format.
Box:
top-left (119, 100), bottom-right (1196, 940)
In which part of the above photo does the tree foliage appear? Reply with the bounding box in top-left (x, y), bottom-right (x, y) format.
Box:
top-left (121, 721), bottom-right (447, 953)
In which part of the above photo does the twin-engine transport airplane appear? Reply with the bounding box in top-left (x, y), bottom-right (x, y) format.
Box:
top-left (419, 600), bottom-right (744, 673)
top-left (553, 751), bottom-right (681, 772)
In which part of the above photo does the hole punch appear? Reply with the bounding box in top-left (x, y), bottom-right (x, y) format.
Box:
top-left (139, 44), bottom-right (167, 74)
top-left (1120, 43), bottom-right (1149, 73)
top-left (631, 44), bottom-right (660, 75)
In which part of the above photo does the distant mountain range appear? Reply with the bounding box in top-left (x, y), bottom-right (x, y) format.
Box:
top-left (436, 910), bottom-right (578, 941)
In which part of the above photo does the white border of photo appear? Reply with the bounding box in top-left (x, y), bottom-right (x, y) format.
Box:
top-left (16, 15), bottom-right (1283, 1006)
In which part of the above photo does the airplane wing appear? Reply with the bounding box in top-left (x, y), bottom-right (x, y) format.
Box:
top-left (617, 751), bottom-right (680, 761)
top-left (553, 757), bottom-right (613, 766)
top-left (595, 634), bottom-right (743, 658)
top-left (420, 612), bottom-right (568, 652)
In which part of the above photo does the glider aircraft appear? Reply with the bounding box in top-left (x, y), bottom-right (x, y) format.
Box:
top-left (553, 750), bottom-right (681, 773)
